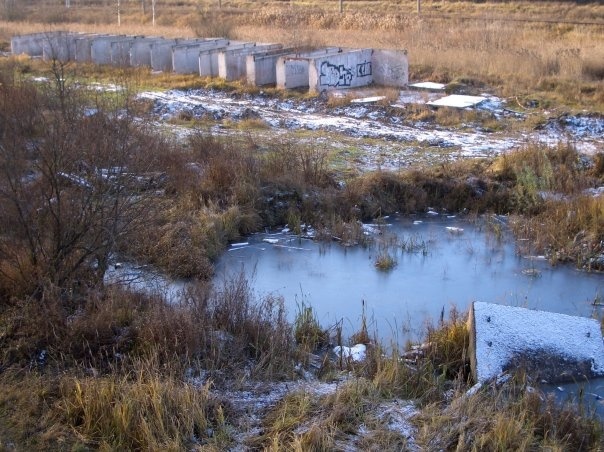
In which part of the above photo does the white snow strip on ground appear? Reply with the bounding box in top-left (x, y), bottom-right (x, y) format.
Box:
top-left (427, 94), bottom-right (486, 108)
top-left (350, 96), bottom-right (386, 104)
top-left (472, 301), bottom-right (604, 382)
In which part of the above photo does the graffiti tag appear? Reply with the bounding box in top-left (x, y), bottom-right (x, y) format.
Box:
top-left (357, 61), bottom-right (372, 77)
top-left (319, 61), bottom-right (353, 87)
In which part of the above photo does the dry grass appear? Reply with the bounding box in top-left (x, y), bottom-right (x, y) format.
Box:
top-left (60, 360), bottom-right (219, 451)
top-left (416, 375), bottom-right (603, 450)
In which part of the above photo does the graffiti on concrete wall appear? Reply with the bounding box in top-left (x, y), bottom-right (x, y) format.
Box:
top-left (319, 61), bottom-right (353, 87)
top-left (356, 61), bottom-right (372, 77)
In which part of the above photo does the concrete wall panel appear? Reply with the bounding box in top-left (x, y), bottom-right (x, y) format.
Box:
top-left (276, 48), bottom-right (343, 89)
top-left (150, 39), bottom-right (182, 71)
top-left (250, 47), bottom-right (340, 87)
top-left (171, 39), bottom-right (231, 74)
top-left (276, 58), bottom-right (310, 89)
top-left (91, 36), bottom-right (129, 65)
top-left (246, 48), bottom-right (298, 86)
top-left (129, 37), bottom-right (163, 67)
top-left (218, 44), bottom-right (282, 81)
top-left (309, 49), bottom-right (373, 92)
top-left (12, 32), bottom-right (57, 57)
top-left (371, 49), bottom-right (409, 88)
top-left (42, 32), bottom-right (84, 62)
top-left (74, 34), bottom-right (106, 63)
top-left (110, 37), bottom-right (147, 67)
top-left (198, 42), bottom-right (254, 77)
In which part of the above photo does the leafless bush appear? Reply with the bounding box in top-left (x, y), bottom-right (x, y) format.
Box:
top-left (0, 69), bottom-right (164, 297)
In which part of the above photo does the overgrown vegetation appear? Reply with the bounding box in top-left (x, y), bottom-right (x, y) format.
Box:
top-left (0, 3), bottom-right (603, 447)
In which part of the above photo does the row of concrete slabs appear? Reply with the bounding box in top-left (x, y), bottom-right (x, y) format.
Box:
top-left (11, 32), bottom-right (409, 91)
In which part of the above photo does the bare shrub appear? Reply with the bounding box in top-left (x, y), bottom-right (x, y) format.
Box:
top-left (0, 74), bottom-right (164, 296)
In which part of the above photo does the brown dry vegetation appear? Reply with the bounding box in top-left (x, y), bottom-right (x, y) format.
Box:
top-left (0, 2), bottom-right (603, 449)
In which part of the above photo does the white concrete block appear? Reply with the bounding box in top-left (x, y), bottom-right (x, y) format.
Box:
top-left (468, 301), bottom-right (604, 383)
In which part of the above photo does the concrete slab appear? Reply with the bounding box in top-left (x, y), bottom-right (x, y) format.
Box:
top-left (172, 39), bottom-right (231, 74)
top-left (468, 301), bottom-right (604, 383)
top-left (371, 49), bottom-right (409, 88)
top-left (350, 96), bottom-right (386, 104)
top-left (218, 44), bottom-right (283, 81)
top-left (309, 49), bottom-right (374, 92)
top-left (198, 42), bottom-right (255, 77)
top-left (409, 81), bottom-right (446, 90)
top-left (427, 94), bottom-right (486, 108)
top-left (276, 48), bottom-right (343, 89)
top-left (392, 90), bottom-right (443, 107)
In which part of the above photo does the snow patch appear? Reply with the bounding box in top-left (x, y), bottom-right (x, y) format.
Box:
top-left (333, 344), bottom-right (367, 362)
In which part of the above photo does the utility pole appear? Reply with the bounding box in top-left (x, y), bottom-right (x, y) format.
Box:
top-left (65, 0), bottom-right (70, 8)
top-left (152, 0), bottom-right (156, 26)
top-left (417, 0), bottom-right (421, 16)
top-left (117, 0), bottom-right (121, 26)
top-left (339, 0), bottom-right (343, 14)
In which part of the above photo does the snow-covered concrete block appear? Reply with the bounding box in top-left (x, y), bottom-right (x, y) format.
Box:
top-left (468, 301), bottom-right (604, 383)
